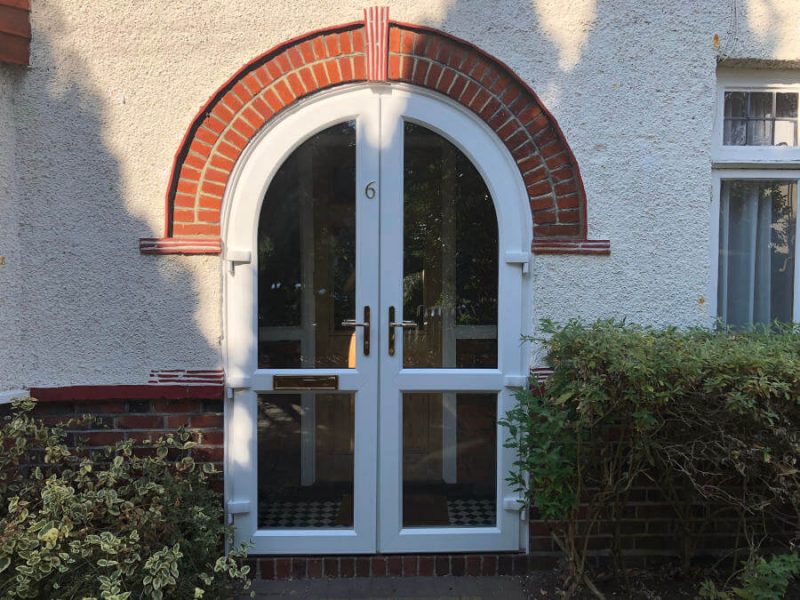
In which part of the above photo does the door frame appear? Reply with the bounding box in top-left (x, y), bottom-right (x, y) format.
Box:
top-left (222, 83), bottom-right (534, 555)
top-left (376, 88), bottom-right (532, 553)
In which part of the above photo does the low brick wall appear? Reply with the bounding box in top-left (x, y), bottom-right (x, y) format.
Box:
top-left (1, 386), bottom-right (225, 479)
top-left (0, 387), bottom-right (760, 581)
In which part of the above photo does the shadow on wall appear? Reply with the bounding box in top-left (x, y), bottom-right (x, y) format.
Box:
top-left (735, 0), bottom-right (800, 60)
top-left (424, 0), bottom-right (795, 333)
top-left (0, 65), bottom-right (23, 390)
top-left (15, 4), bottom-right (217, 387)
top-left (10, 0), bottom-right (799, 388)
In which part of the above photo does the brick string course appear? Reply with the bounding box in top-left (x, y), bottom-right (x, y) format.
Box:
top-left (165, 21), bottom-right (587, 241)
top-left (251, 554), bottom-right (535, 580)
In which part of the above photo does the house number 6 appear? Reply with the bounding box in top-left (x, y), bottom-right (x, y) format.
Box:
top-left (365, 181), bottom-right (376, 199)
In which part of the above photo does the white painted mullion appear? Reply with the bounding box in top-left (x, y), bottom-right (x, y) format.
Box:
top-left (376, 88), bottom-right (407, 553)
top-left (352, 90), bottom-right (382, 554)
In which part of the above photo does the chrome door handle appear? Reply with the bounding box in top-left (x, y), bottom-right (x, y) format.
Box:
top-left (388, 306), bottom-right (417, 356)
top-left (340, 306), bottom-right (370, 356)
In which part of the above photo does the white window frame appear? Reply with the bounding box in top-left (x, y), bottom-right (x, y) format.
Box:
top-left (713, 69), bottom-right (800, 167)
top-left (710, 69), bottom-right (800, 326)
top-left (708, 169), bottom-right (800, 324)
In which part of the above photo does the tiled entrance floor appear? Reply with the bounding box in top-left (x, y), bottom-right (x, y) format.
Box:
top-left (260, 498), bottom-right (496, 528)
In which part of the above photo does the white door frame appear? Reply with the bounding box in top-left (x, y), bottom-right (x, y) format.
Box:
top-left (222, 83), bottom-right (533, 555)
top-left (223, 88), bottom-right (381, 555)
top-left (377, 88), bottom-right (531, 553)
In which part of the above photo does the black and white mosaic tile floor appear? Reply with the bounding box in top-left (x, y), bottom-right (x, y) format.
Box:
top-left (446, 498), bottom-right (495, 526)
top-left (261, 499), bottom-right (346, 528)
top-left (259, 498), bottom-right (496, 528)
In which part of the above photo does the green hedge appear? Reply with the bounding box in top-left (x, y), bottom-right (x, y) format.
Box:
top-left (502, 320), bottom-right (800, 598)
top-left (0, 398), bottom-right (253, 600)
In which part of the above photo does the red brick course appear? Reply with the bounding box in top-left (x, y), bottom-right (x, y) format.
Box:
top-left (251, 553), bottom-right (537, 580)
top-left (147, 19), bottom-right (599, 255)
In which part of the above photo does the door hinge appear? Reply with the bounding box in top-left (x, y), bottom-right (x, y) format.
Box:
top-left (504, 375), bottom-right (528, 388)
top-left (227, 500), bottom-right (251, 516)
top-left (504, 251), bottom-right (531, 275)
top-left (226, 375), bottom-right (251, 393)
top-left (223, 248), bottom-right (252, 274)
top-left (503, 497), bottom-right (525, 512)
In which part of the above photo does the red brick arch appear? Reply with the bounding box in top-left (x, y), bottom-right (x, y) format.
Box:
top-left (140, 16), bottom-right (609, 256)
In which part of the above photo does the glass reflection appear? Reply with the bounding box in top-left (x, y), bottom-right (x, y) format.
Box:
top-left (258, 393), bottom-right (355, 529)
top-left (718, 180), bottom-right (797, 327)
top-left (402, 393), bottom-right (497, 528)
top-left (258, 122), bottom-right (357, 369)
top-left (403, 122), bottom-right (499, 369)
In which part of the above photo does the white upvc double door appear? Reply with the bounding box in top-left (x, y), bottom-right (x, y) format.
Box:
top-left (226, 86), bottom-right (530, 556)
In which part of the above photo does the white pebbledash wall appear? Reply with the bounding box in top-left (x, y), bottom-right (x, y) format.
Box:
top-left (1, 0), bottom-right (799, 390)
top-left (0, 65), bottom-right (23, 391)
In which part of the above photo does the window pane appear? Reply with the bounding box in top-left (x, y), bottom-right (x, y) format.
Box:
top-left (776, 92), bottom-right (798, 118)
top-left (258, 122), bottom-right (357, 369)
top-left (402, 122), bottom-right (498, 369)
top-left (747, 120), bottom-right (773, 146)
top-left (718, 180), bottom-right (797, 327)
top-left (724, 92), bottom-right (747, 117)
top-left (748, 92), bottom-right (773, 118)
top-left (258, 393), bottom-right (355, 529)
top-left (402, 393), bottom-right (497, 528)
top-left (774, 120), bottom-right (797, 146)
top-left (723, 118), bottom-right (747, 145)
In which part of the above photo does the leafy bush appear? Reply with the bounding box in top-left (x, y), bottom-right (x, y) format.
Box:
top-left (0, 398), bottom-right (253, 600)
top-left (700, 552), bottom-right (800, 600)
top-left (502, 320), bottom-right (800, 599)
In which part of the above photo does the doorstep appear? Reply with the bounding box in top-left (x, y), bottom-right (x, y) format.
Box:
top-left (251, 553), bottom-right (547, 580)
top-left (250, 575), bottom-right (527, 599)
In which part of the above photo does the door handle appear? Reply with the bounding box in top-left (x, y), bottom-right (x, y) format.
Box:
top-left (341, 305), bottom-right (370, 356)
top-left (388, 305), bottom-right (417, 356)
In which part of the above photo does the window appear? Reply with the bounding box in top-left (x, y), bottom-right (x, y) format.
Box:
top-left (723, 91), bottom-right (798, 146)
top-left (711, 70), bottom-right (800, 327)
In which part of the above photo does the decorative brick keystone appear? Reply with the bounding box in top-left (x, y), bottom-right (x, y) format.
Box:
top-left (365, 6), bottom-right (390, 81)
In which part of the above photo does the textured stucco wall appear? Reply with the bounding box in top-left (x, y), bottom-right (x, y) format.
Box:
top-left (0, 65), bottom-right (22, 391)
top-left (3, 0), bottom-right (799, 388)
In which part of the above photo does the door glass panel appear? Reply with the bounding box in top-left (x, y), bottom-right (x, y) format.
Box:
top-left (402, 392), bottom-right (497, 528)
top-left (402, 122), bottom-right (498, 369)
top-left (258, 393), bottom-right (355, 529)
top-left (258, 122), bottom-right (357, 369)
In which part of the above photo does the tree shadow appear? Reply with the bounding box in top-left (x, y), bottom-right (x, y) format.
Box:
top-left (6, 0), bottom-right (797, 387)
top-left (9, 4), bottom-right (218, 388)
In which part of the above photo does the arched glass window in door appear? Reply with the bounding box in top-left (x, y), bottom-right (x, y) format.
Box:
top-left (400, 122), bottom-right (499, 528)
top-left (402, 122), bottom-right (499, 369)
top-left (258, 121), bottom-right (357, 370)
top-left (256, 122), bottom-right (358, 530)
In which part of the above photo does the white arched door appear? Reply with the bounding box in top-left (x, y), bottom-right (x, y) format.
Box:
top-left (225, 85), bottom-right (532, 555)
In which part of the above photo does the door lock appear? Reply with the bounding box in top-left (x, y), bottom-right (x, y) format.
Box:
top-left (388, 306), bottom-right (417, 356)
top-left (341, 305), bottom-right (371, 356)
